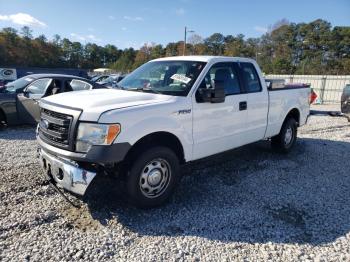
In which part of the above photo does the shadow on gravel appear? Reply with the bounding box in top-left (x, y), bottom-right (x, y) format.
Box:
top-left (81, 137), bottom-right (350, 246)
top-left (0, 126), bottom-right (36, 140)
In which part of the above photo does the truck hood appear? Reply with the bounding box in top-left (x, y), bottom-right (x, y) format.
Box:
top-left (41, 89), bottom-right (174, 121)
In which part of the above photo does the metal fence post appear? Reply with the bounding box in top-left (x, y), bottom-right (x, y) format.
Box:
top-left (289, 75), bottom-right (294, 83)
top-left (319, 76), bottom-right (327, 104)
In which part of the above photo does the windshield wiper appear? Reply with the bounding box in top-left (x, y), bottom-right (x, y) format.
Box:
top-left (140, 87), bottom-right (162, 94)
top-left (126, 87), bottom-right (162, 94)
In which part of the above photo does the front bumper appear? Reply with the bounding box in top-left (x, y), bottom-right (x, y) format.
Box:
top-left (38, 147), bottom-right (97, 195)
top-left (37, 136), bottom-right (131, 164)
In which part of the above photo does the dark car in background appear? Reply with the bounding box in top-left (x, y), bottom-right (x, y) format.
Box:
top-left (0, 74), bottom-right (104, 126)
top-left (97, 74), bottom-right (126, 88)
top-left (341, 84), bottom-right (350, 121)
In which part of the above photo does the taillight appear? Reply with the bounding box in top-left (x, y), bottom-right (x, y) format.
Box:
top-left (309, 89), bottom-right (317, 104)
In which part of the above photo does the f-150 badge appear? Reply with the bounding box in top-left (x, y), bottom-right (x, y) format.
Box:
top-left (176, 109), bottom-right (191, 115)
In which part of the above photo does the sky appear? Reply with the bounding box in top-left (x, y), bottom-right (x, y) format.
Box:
top-left (0, 0), bottom-right (349, 49)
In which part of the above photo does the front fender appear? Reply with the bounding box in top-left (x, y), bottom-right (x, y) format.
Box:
top-left (98, 100), bottom-right (193, 161)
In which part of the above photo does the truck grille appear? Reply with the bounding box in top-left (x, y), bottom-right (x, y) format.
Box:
top-left (38, 108), bottom-right (73, 148)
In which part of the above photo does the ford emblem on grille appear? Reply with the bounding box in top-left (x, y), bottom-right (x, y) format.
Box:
top-left (41, 119), bottom-right (49, 129)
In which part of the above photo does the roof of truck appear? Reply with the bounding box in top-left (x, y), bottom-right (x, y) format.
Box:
top-left (152, 55), bottom-right (256, 63)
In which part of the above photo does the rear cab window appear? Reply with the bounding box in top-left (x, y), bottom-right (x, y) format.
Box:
top-left (240, 62), bottom-right (262, 93)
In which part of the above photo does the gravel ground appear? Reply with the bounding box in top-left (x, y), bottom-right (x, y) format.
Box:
top-left (1, 106), bottom-right (350, 261)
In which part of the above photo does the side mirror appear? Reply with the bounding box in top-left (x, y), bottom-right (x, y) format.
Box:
top-left (22, 89), bottom-right (30, 97)
top-left (211, 80), bottom-right (225, 103)
top-left (197, 80), bottom-right (225, 103)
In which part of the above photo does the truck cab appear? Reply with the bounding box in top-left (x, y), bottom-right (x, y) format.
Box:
top-left (37, 56), bottom-right (310, 208)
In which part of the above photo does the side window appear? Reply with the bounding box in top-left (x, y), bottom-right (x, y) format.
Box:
top-left (198, 62), bottom-right (241, 96)
top-left (241, 63), bottom-right (262, 93)
top-left (26, 78), bottom-right (52, 95)
top-left (70, 79), bottom-right (92, 91)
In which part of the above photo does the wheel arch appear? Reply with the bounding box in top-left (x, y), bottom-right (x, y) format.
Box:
top-left (123, 131), bottom-right (186, 166)
top-left (284, 108), bottom-right (300, 126)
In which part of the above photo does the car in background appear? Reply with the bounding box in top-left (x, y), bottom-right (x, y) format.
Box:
top-left (90, 74), bottom-right (110, 83)
top-left (97, 74), bottom-right (126, 88)
top-left (341, 84), bottom-right (350, 121)
top-left (0, 74), bottom-right (104, 126)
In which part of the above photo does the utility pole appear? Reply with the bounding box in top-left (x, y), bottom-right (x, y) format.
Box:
top-left (183, 26), bottom-right (194, 56)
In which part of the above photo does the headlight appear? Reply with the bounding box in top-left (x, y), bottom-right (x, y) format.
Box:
top-left (76, 123), bottom-right (121, 152)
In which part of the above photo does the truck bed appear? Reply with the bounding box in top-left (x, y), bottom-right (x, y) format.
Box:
top-left (265, 85), bottom-right (310, 138)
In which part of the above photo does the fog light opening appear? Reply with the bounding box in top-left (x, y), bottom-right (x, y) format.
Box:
top-left (47, 164), bottom-right (52, 177)
top-left (56, 168), bottom-right (64, 181)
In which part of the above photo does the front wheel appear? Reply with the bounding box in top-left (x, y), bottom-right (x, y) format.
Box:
top-left (271, 118), bottom-right (298, 153)
top-left (125, 146), bottom-right (180, 208)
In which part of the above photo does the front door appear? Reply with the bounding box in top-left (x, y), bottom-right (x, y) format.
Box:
top-left (192, 62), bottom-right (248, 160)
top-left (17, 78), bottom-right (52, 124)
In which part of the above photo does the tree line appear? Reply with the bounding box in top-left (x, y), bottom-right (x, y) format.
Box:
top-left (0, 19), bottom-right (349, 75)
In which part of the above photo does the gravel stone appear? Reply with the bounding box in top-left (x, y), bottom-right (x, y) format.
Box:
top-left (1, 105), bottom-right (350, 261)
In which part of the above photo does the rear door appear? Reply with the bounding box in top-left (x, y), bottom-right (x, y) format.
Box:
top-left (192, 62), bottom-right (248, 160)
top-left (239, 62), bottom-right (269, 142)
top-left (17, 78), bottom-right (52, 124)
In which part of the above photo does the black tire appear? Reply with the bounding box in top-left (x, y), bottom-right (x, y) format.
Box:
top-left (125, 146), bottom-right (180, 208)
top-left (271, 118), bottom-right (298, 153)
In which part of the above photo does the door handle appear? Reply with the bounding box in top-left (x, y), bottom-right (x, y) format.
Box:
top-left (239, 101), bottom-right (247, 111)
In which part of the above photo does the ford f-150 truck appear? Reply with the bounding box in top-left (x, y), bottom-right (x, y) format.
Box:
top-left (37, 56), bottom-right (310, 208)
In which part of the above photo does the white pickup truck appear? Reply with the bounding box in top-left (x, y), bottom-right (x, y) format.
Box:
top-left (37, 56), bottom-right (310, 208)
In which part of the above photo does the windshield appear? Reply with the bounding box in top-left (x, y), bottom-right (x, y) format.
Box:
top-left (3, 76), bottom-right (34, 93)
top-left (91, 75), bottom-right (100, 82)
top-left (102, 76), bottom-right (118, 83)
top-left (117, 60), bottom-right (206, 96)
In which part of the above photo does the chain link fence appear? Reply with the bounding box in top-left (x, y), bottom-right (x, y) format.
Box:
top-left (266, 75), bottom-right (350, 104)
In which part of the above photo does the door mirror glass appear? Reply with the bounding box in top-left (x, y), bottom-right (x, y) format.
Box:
top-left (211, 80), bottom-right (225, 103)
top-left (25, 78), bottom-right (52, 97)
top-left (70, 79), bottom-right (92, 91)
top-left (196, 80), bottom-right (225, 103)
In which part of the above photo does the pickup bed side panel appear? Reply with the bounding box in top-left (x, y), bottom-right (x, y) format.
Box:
top-left (265, 88), bottom-right (310, 138)
top-left (98, 98), bottom-right (194, 161)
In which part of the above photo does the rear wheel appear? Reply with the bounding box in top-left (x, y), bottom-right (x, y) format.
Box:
top-left (271, 118), bottom-right (298, 153)
top-left (125, 146), bottom-right (180, 208)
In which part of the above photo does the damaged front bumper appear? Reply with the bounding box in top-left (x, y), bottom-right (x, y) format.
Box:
top-left (38, 147), bottom-right (97, 196)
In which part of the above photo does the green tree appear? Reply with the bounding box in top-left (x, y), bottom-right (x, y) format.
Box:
top-left (20, 26), bottom-right (33, 39)
top-left (205, 33), bottom-right (225, 55)
top-left (111, 48), bottom-right (136, 73)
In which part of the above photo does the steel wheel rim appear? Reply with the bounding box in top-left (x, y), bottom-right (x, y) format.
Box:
top-left (139, 158), bottom-right (171, 198)
top-left (284, 126), bottom-right (294, 145)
